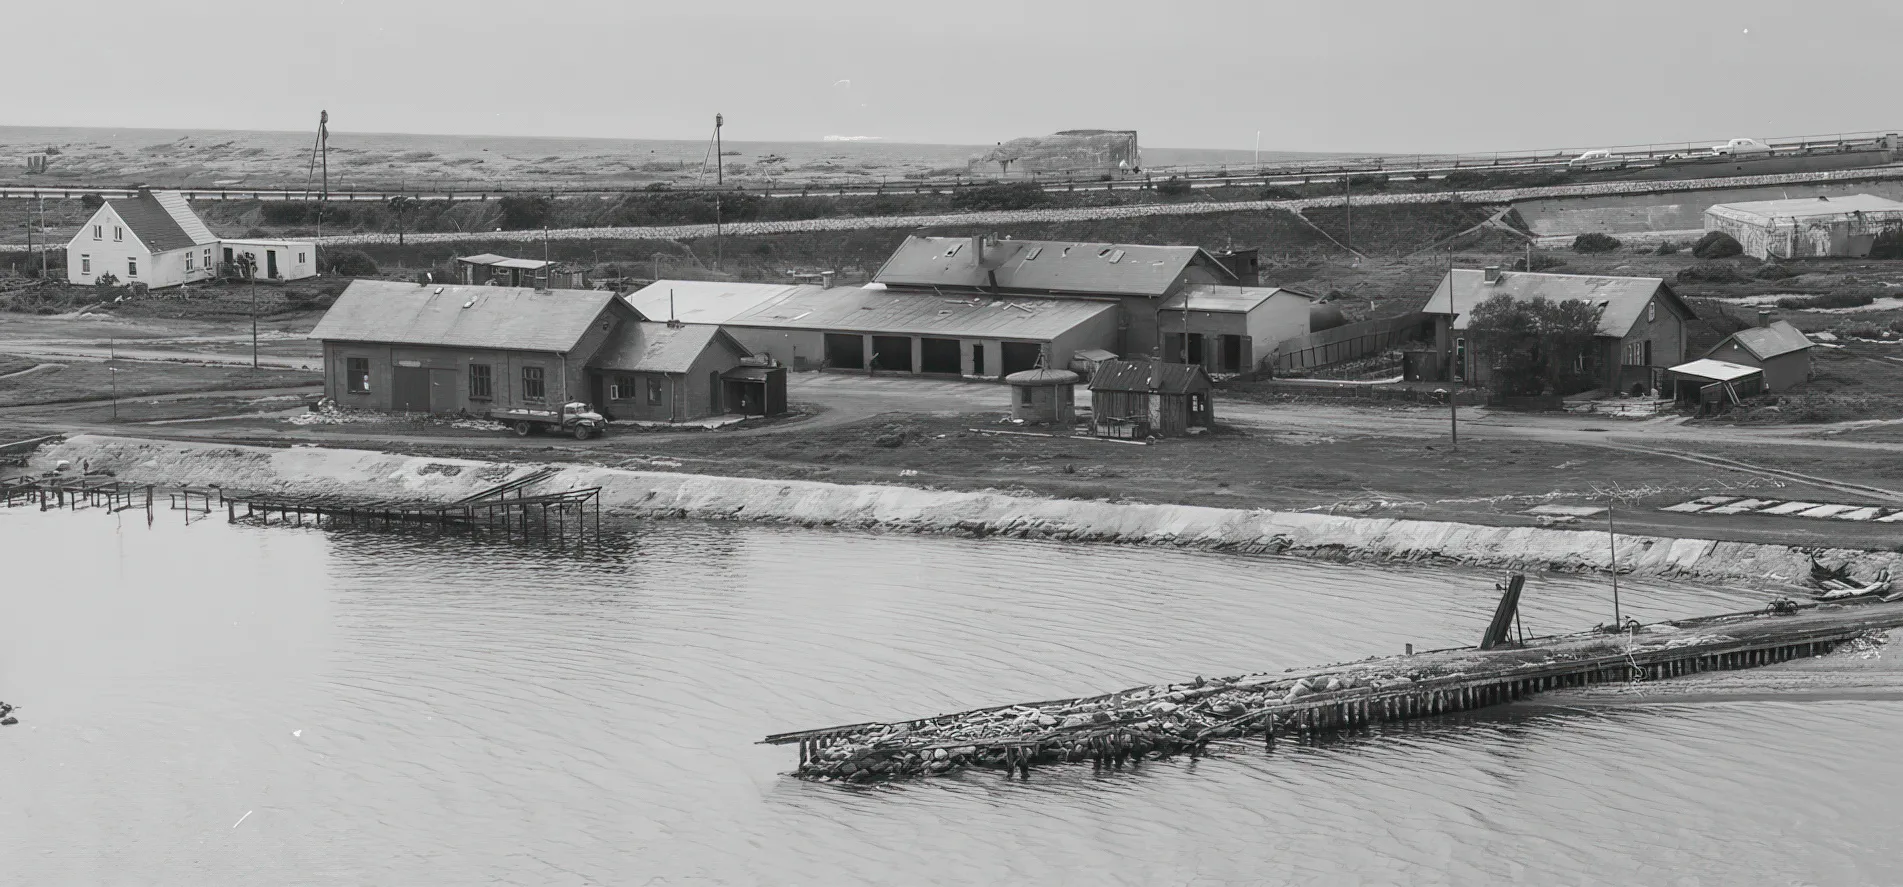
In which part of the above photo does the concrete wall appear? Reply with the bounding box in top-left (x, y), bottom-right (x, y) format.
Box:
top-left (725, 327), bottom-right (826, 371)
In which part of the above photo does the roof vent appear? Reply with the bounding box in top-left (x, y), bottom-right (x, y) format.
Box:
top-left (462, 298), bottom-right (476, 309)
top-left (434, 287), bottom-right (444, 294)
top-left (1483, 265), bottom-right (1503, 283)
top-left (1109, 249), bottom-right (1125, 263)
top-left (1025, 247), bottom-right (1042, 261)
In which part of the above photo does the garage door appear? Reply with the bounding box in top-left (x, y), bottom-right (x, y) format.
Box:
top-left (392, 366), bottom-right (430, 412)
top-left (919, 338), bottom-right (961, 375)
top-left (1000, 342), bottom-right (1042, 375)
top-left (871, 336), bottom-right (912, 372)
top-left (824, 334), bottom-right (864, 369)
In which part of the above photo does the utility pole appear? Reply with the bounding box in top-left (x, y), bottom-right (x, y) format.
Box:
top-left (1607, 502), bottom-right (1623, 625)
top-left (109, 339), bottom-right (118, 421)
top-left (714, 113), bottom-right (724, 270)
top-left (248, 257), bottom-right (259, 369)
top-left (37, 197), bottom-right (47, 278)
top-left (1343, 174), bottom-right (1352, 253)
top-left (1448, 248), bottom-right (1458, 450)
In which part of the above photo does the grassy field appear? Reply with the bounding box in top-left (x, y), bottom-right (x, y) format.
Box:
top-left (0, 361), bottom-right (317, 408)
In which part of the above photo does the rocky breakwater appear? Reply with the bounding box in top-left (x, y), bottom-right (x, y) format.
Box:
top-left (33, 434), bottom-right (1903, 585)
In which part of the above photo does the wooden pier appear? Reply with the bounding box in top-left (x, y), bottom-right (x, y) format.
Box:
top-left (764, 598), bottom-right (1903, 782)
top-left (1, 471), bottom-right (603, 541)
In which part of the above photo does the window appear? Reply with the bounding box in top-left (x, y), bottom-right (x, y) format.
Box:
top-left (1019, 387), bottom-right (1034, 406)
top-left (610, 375), bottom-right (636, 400)
top-left (298, 252), bottom-right (307, 264)
top-left (346, 357), bottom-right (370, 394)
top-left (127, 258), bottom-right (137, 277)
top-left (204, 248), bottom-right (212, 270)
top-left (92, 225), bottom-right (102, 241)
top-left (80, 255), bottom-right (90, 274)
top-left (468, 363), bottom-right (492, 399)
top-left (521, 366), bottom-right (545, 401)
top-left (114, 226), bottom-right (123, 242)
top-left (185, 252), bottom-right (194, 271)
top-left (647, 379), bottom-right (663, 405)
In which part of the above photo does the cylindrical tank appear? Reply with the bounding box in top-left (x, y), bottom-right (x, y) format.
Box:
top-left (1004, 368), bottom-right (1080, 424)
top-left (1310, 301), bottom-right (1347, 333)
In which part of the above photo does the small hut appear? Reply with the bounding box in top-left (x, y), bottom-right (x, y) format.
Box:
top-left (1004, 368), bottom-right (1078, 424)
top-left (1087, 359), bottom-right (1213, 438)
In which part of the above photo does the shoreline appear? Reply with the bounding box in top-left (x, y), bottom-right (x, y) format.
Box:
top-left (28, 434), bottom-right (1902, 588)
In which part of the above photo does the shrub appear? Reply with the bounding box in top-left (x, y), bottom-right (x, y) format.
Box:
top-left (1776, 292), bottom-right (1873, 310)
top-left (1259, 185), bottom-right (1299, 200)
top-left (1512, 254), bottom-right (1566, 272)
top-left (1752, 262), bottom-right (1798, 281)
top-left (1831, 320), bottom-right (1893, 339)
top-left (1339, 173), bottom-right (1388, 192)
top-left (1654, 241), bottom-right (1682, 255)
top-left (261, 202), bottom-right (317, 226)
top-left (950, 182), bottom-right (1049, 212)
top-left (1155, 176), bottom-right (1192, 197)
top-left (1871, 227), bottom-right (1903, 260)
top-left (1692, 230), bottom-right (1743, 259)
top-left (81, 193), bottom-right (103, 209)
top-left (319, 248), bottom-right (378, 277)
top-left (1676, 262), bottom-right (1746, 284)
top-left (1572, 232), bottom-right (1622, 253)
top-left (497, 195), bottom-right (553, 230)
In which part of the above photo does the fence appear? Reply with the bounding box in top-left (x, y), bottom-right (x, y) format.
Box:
top-left (1267, 312), bottom-right (1429, 373)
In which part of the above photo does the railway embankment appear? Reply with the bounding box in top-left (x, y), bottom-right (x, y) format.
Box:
top-left (31, 434), bottom-right (1903, 585)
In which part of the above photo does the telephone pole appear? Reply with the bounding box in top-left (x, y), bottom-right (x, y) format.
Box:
top-left (1447, 248), bottom-right (1458, 449)
top-left (714, 113), bottom-right (724, 269)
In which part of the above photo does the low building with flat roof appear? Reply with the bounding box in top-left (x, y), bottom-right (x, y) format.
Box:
top-left (1704, 194), bottom-right (1903, 259)
top-left (1156, 284), bottom-right (1315, 374)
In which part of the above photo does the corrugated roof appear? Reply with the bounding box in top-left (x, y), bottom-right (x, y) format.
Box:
top-left (1714, 320), bottom-right (1815, 360)
top-left (308, 280), bottom-right (619, 352)
top-left (727, 286), bottom-right (1117, 340)
top-left (1423, 269), bottom-right (1693, 337)
top-left (1706, 194), bottom-right (1903, 223)
top-left (102, 190), bottom-right (213, 253)
top-left (588, 322), bottom-right (747, 374)
top-left (625, 280), bottom-right (817, 325)
top-left (1087, 359), bottom-right (1210, 393)
top-left (1161, 284), bottom-right (1314, 313)
top-left (873, 235), bottom-right (1235, 297)
top-left (1669, 358), bottom-right (1763, 383)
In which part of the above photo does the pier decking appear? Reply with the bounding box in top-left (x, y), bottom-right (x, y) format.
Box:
top-left (764, 599), bottom-right (1903, 782)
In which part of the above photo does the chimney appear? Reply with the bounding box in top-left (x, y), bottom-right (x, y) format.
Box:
top-left (820, 270), bottom-right (835, 288)
top-left (1758, 309), bottom-right (1772, 328)
top-left (1484, 265), bottom-right (1503, 283)
top-left (970, 234), bottom-right (984, 267)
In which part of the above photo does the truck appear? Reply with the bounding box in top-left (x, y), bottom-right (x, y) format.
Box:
top-left (489, 402), bottom-right (607, 440)
top-left (1712, 138), bottom-right (1774, 156)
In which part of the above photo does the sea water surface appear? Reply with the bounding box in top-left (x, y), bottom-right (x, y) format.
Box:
top-left (2, 506), bottom-right (1898, 886)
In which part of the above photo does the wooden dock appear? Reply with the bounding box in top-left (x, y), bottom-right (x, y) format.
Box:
top-left (763, 598), bottom-right (1903, 782)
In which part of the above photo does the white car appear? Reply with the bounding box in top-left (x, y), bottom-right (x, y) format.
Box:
top-left (1712, 138), bottom-right (1773, 156)
top-left (1566, 149), bottom-right (1624, 169)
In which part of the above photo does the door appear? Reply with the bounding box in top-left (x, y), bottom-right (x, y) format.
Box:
top-left (824, 333), bottom-right (865, 369)
top-left (709, 371), bottom-right (722, 414)
top-left (972, 344), bottom-right (985, 376)
top-left (429, 369), bottom-right (457, 414)
top-left (266, 250), bottom-right (279, 279)
top-left (870, 336), bottom-right (912, 372)
top-left (1000, 342), bottom-right (1041, 375)
top-left (919, 338), bottom-right (961, 374)
top-left (223, 247), bottom-right (233, 268)
top-left (392, 366), bottom-right (430, 412)
top-left (1222, 335), bottom-right (1243, 372)
top-left (1186, 334), bottom-right (1204, 367)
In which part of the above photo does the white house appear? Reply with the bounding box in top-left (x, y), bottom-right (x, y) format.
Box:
top-left (65, 188), bottom-right (317, 289)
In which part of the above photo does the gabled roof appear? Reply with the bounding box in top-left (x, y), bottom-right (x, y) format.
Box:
top-left (625, 280), bottom-right (819, 325)
top-left (1423, 269), bottom-right (1695, 336)
top-left (457, 254), bottom-right (511, 265)
top-left (588, 322), bottom-right (750, 374)
top-left (1669, 358), bottom-right (1762, 383)
top-left (309, 281), bottom-right (622, 352)
top-left (725, 285), bottom-right (1117, 339)
top-left (1711, 320), bottom-right (1815, 360)
top-left (1161, 284), bottom-right (1316, 313)
top-left (93, 190), bottom-right (218, 253)
top-left (873, 235), bottom-right (1236, 298)
top-left (1087, 359), bottom-right (1211, 393)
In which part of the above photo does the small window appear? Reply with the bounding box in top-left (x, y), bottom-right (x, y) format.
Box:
top-left (114, 226), bottom-right (123, 242)
top-left (185, 252), bottom-right (194, 271)
top-left (1647, 302), bottom-right (1656, 322)
top-left (298, 252), bottom-right (307, 264)
top-left (1109, 249), bottom-right (1125, 263)
top-left (346, 357), bottom-right (370, 394)
top-left (127, 258), bottom-right (137, 277)
top-left (92, 225), bottom-right (102, 241)
top-left (1018, 387), bottom-right (1034, 406)
top-left (468, 363), bottom-right (492, 399)
top-left (647, 379), bottom-right (663, 405)
top-left (204, 248), bottom-right (212, 269)
top-left (610, 375), bottom-right (637, 400)
top-left (80, 255), bottom-right (90, 274)
top-left (521, 366), bottom-right (545, 401)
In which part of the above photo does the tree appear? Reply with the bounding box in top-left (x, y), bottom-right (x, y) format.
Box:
top-left (1692, 230), bottom-right (1743, 259)
top-left (498, 195), bottom-right (553, 230)
top-left (1466, 293), bottom-right (1605, 396)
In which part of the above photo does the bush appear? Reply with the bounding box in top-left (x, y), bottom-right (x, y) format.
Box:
top-left (1831, 320), bottom-right (1896, 340)
top-left (261, 202), bottom-right (317, 226)
top-left (1776, 292), bottom-right (1873, 310)
top-left (950, 182), bottom-right (1049, 212)
top-left (1676, 262), bottom-right (1746, 284)
top-left (1155, 176), bottom-right (1192, 197)
top-left (497, 195), bottom-right (553, 230)
top-left (1654, 241), bottom-right (1683, 255)
top-left (1870, 227), bottom-right (1903, 260)
top-left (1512, 254), bottom-right (1566, 272)
top-left (1259, 185), bottom-right (1299, 200)
top-left (81, 193), bottom-right (103, 209)
top-left (1339, 173), bottom-right (1388, 192)
top-left (319, 248), bottom-right (379, 277)
top-left (1752, 262), bottom-right (1798, 281)
top-left (1692, 231), bottom-right (1743, 259)
top-left (1572, 232), bottom-right (1622, 253)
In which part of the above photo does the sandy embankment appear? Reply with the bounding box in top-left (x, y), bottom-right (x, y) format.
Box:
top-left (35, 434), bottom-right (1903, 586)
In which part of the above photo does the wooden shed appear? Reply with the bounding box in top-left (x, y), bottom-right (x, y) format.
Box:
top-left (1087, 359), bottom-right (1213, 438)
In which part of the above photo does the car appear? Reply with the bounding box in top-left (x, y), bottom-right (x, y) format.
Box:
top-left (1566, 149), bottom-right (1625, 169)
top-left (1712, 138), bottom-right (1773, 156)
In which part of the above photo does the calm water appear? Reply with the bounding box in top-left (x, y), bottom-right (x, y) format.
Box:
top-left (3, 506), bottom-right (1899, 886)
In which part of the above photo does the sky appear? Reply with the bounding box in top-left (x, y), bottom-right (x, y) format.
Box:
top-left (9, 0), bottom-right (1902, 153)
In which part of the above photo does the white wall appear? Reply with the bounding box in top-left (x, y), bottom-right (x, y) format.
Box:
top-left (1245, 292), bottom-right (1313, 348)
top-left (65, 204), bottom-right (216, 289)
top-left (220, 239), bottom-right (319, 281)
